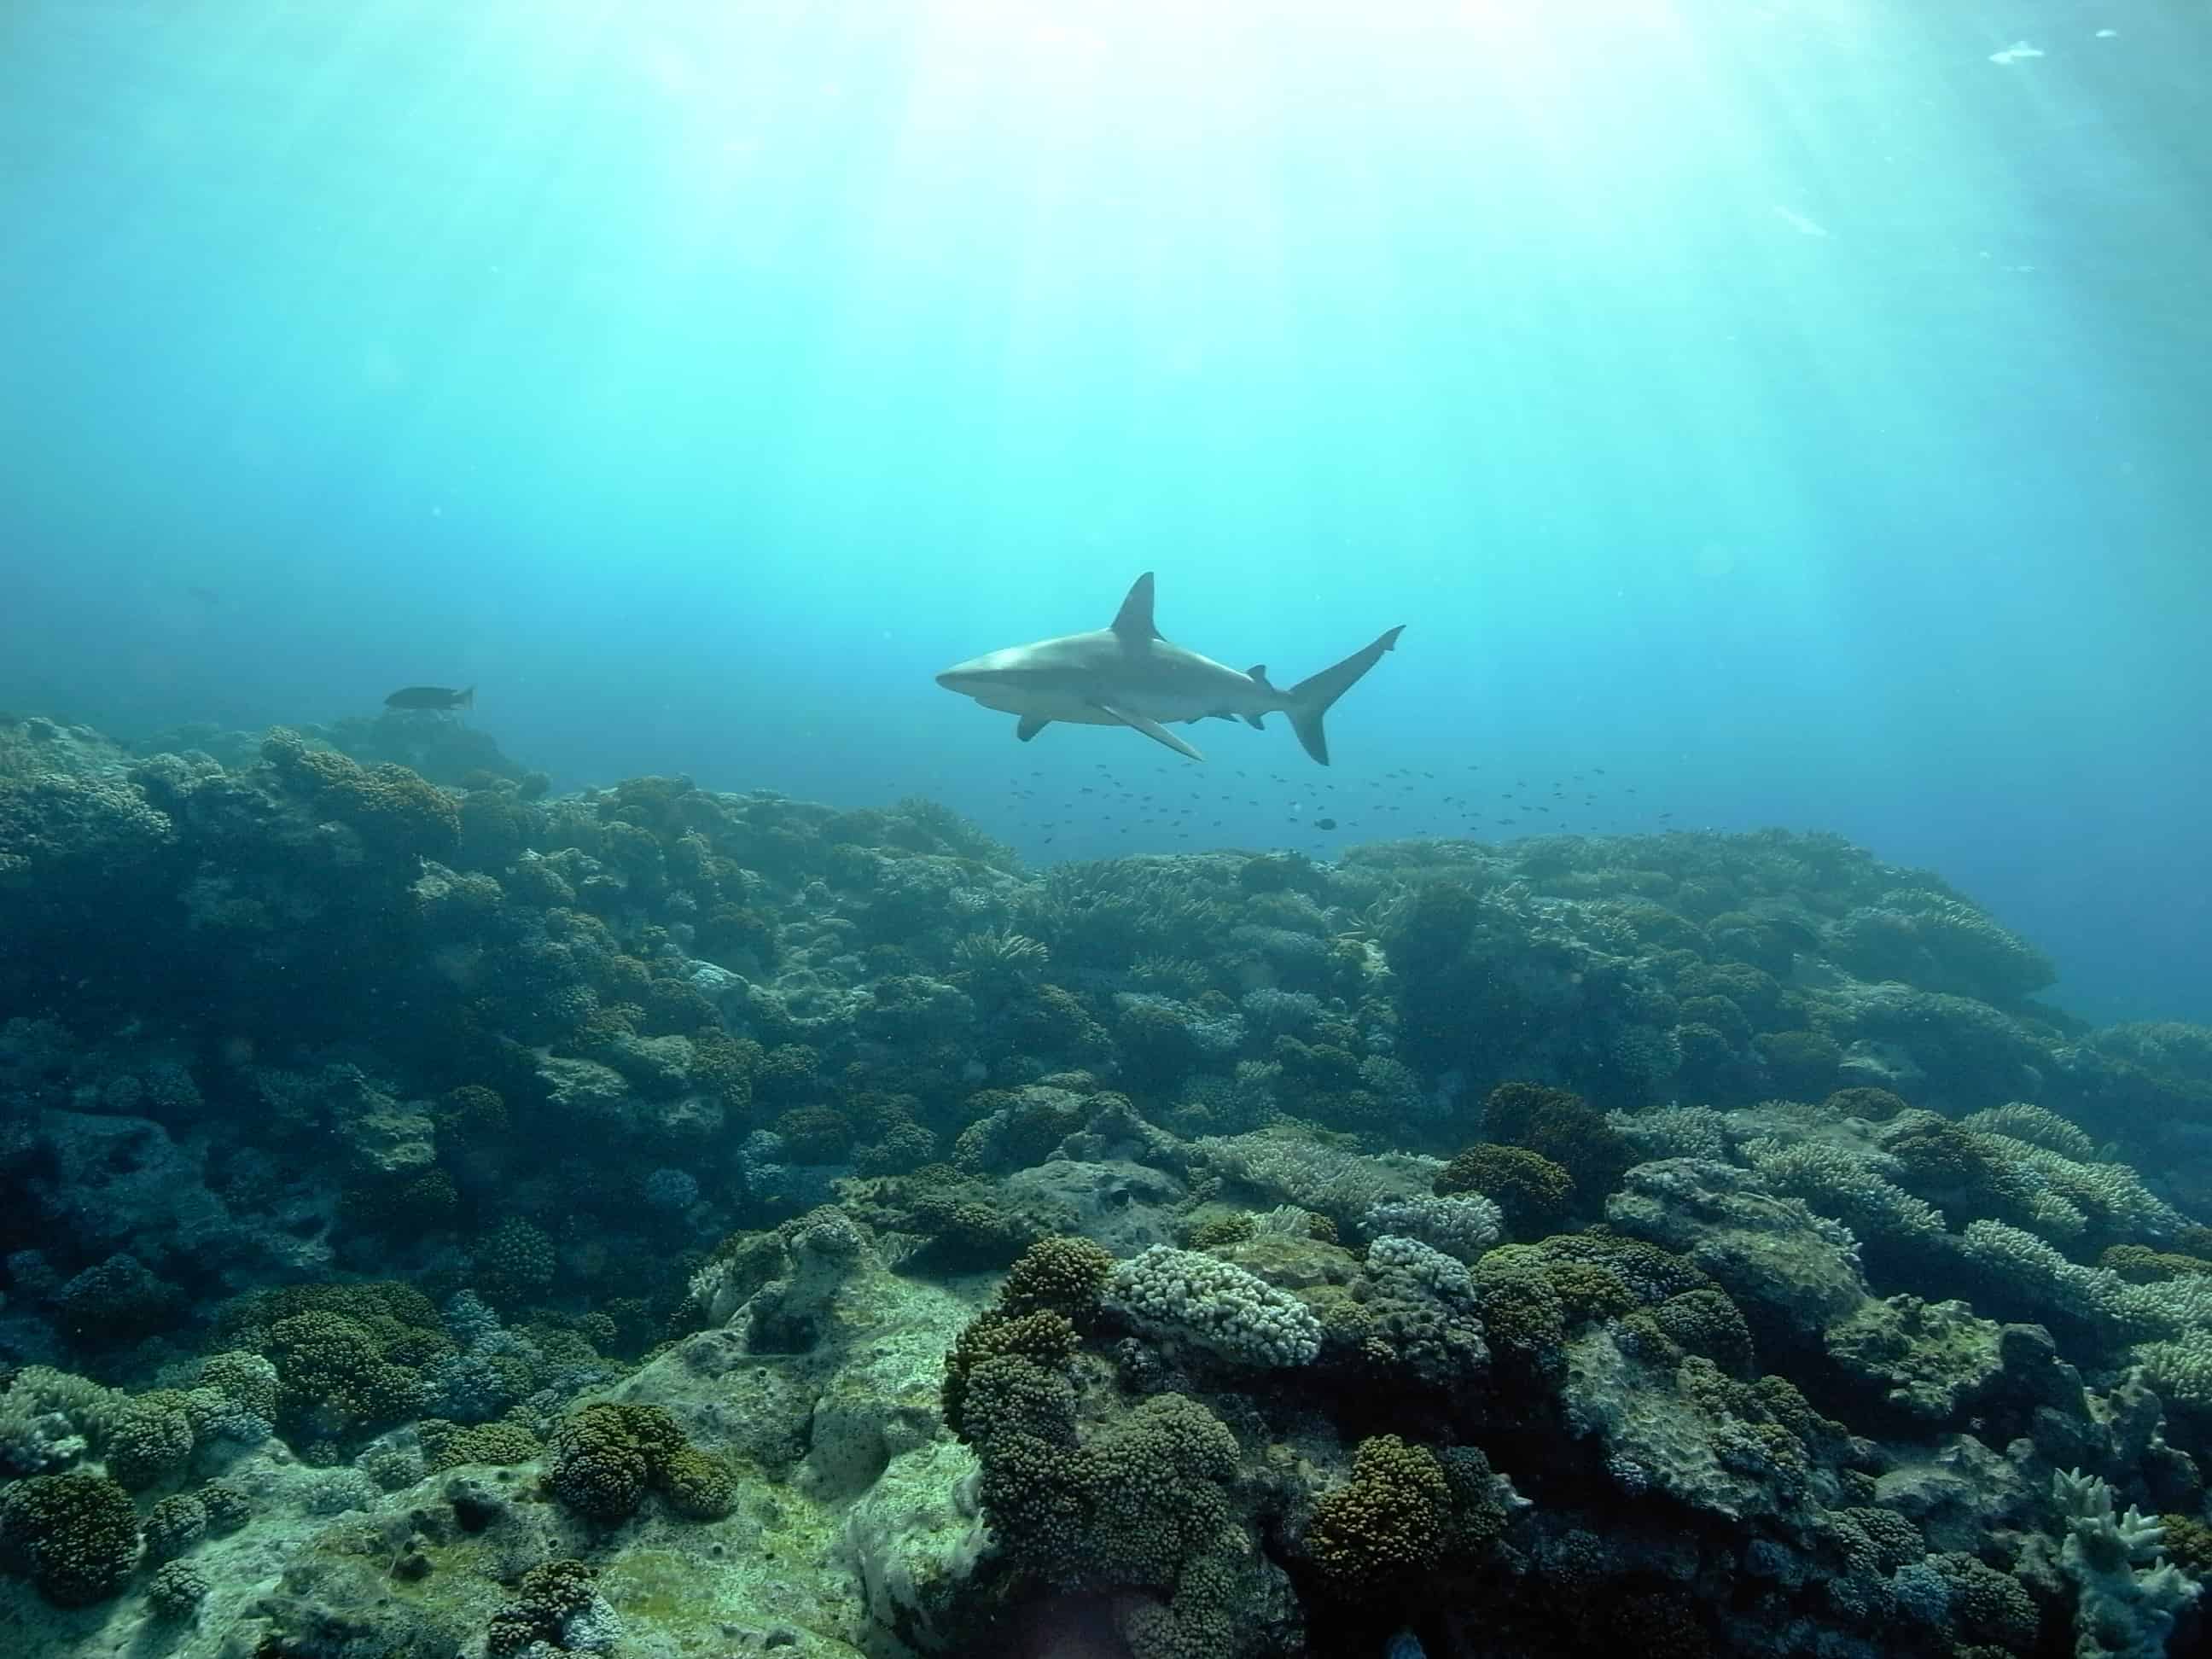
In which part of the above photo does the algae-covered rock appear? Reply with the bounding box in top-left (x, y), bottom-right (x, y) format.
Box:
top-left (535, 1055), bottom-right (634, 1121)
top-left (837, 1437), bottom-right (986, 1651)
top-left (1004, 1158), bottom-right (1186, 1254)
top-left (335, 1095), bottom-right (437, 1179)
top-left (1825, 1294), bottom-right (2004, 1423)
top-left (1875, 1434), bottom-right (2035, 1553)
top-left (1605, 1157), bottom-right (1870, 1340)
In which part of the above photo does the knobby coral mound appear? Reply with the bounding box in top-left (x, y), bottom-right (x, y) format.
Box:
top-left (1303, 1435), bottom-right (1450, 1596)
top-left (263, 728), bottom-right (462, 863)
top-left (1434, 1141), bottom-right (1575, 1237)
top-left (1478, 1082), bottom-right (1633, 1208)
top-left (1109, 1244), bottom-right (1324, 1368)
top-left (546, 1401), bottom-right (735, 1523)
top-left (0, 1468), bottom-right (142, 1606)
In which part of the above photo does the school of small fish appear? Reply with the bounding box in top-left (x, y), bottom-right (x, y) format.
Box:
top-left (970, 754), bottom-right (1690, 859)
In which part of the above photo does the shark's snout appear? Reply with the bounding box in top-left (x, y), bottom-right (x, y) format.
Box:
top-left (935, 651), bottom-right (1004, 694)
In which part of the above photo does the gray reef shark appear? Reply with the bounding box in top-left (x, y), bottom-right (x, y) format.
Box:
top-left (934, 573), bottom-right (1403, 764)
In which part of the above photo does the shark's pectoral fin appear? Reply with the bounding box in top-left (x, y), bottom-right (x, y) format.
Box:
top-left (1016, 714), bottom-right (1051, 742)
top-left (1091, 701), bottom-right (1205, 760)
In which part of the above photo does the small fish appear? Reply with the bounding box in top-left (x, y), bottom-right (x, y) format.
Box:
top-left (385, 684), bottom-right (474, 711)
top-left (1315, 817), bottom-right (1338, 830)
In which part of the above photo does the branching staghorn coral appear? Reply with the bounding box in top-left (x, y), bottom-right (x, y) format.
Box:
top-left (2132, 1329), bottom-right (2212, 1413)
top-left (0, 1367), bottom-right (119, 1477)
top-left (1827, 888), bottom-right (2057, 1002)
top-left (1610, 1110), bottom-right (1725, 1159)
top-left (1191, 1131), bottom-right (1423, 1225)
top-left (1361, 1194), bottom-right (1503, 1265)
top-left (2000, 1141), bottom-right (2187, 1247)
top-left (1956, 1221), bottom-right (2212, 1343)
top-left (2050, 1466), bottom-right (2200, 1658)
top-left (949, 928), bottom-right (1049, 985)
top-left (1742, 1138), bottom-right (1947, 1249)
top-left (1013, 859), bottom-right (1234, 969)
top-left (1960, 1101), bottom-right (2100, 1161)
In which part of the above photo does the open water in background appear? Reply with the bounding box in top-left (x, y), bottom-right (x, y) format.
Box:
top-left (1, 0), bottom-right (2207, 1022)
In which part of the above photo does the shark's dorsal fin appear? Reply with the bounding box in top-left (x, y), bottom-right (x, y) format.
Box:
top-left (1246, 664), bottom-right (1271, 687)
top-left (1110, 573), bottom-right (1161, 641)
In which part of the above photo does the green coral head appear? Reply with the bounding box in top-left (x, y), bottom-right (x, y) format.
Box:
top-left (546, 1401), bottom-right (725, 1525)
top-left (0, 1469), bottom-right (143, 1607)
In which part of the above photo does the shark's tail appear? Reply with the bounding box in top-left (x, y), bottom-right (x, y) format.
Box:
top-left (1286, 626), bottom-right (1404, 765)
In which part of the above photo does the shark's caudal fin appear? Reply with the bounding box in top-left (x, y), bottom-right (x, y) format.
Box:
top-left (1286, 626), bottom-right (1404, 765)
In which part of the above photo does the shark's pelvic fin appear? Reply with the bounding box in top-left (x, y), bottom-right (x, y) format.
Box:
top-left (1242, 713), bottom-right (1266, 729)
top-left (1016, 714), bottom-right (1051, 742)
top-left (1286, 625), bottom-right (1406, 765)
top-left (1091, 700), bottom-right (1205, 760)
top-left (1110, 573), bottom-right (1162, 641)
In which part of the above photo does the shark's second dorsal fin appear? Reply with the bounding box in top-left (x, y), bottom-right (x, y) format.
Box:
top-left (1111, 573), bottom-right (1161, 640)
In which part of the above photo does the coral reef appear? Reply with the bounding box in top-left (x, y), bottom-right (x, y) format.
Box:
top-left (5, 716), bottom-right (2212, 1656)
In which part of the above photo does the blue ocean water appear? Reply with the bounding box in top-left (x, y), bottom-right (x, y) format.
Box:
top-left (2, 0), bottom-right (2206, 1025)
